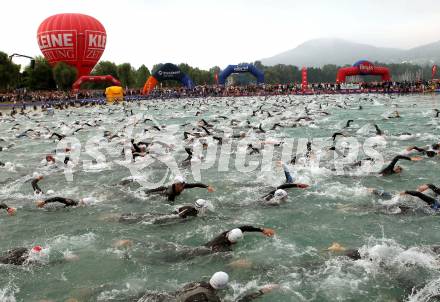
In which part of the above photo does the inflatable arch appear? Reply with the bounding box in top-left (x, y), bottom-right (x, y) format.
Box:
top-left (72, 75), bottom-right (121, 91)
top-left (142, 63), bottom-right (194, 94)
top-left (218, 64), bottom-right (264, 85)
top-left (336, 60), bottom-right (391, 83)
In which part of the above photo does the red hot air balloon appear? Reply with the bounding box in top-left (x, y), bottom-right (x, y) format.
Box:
top-left (37, 13), bottom-right (106, 78)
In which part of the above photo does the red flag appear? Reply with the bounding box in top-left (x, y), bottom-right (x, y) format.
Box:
top-left (432, 65), bottom-right (437, 80)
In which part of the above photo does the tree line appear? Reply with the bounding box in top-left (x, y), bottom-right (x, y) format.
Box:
top-left (0, 50), bottom-right (437, 91)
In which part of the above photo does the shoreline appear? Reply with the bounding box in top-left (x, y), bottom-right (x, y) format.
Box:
top-left (0, 89), bottom-right (439, 109)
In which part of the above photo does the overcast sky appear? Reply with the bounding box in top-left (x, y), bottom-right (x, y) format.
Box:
top-left (2, 0), bottom-right (440, 70)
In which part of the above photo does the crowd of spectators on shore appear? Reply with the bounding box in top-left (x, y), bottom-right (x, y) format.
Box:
top-left (1, 81), bottom-right (439, 105)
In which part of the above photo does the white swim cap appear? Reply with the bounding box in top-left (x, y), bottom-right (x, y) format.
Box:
top-left (46, 190), bottom-right (54, 195)
top-left (80, 197), bottom-right (95, 205)
top-left (209, 271), bottom-right (229, 289)
top-left (33, 172), bottom-right (39, 178)
top-left (226, 228), bottom-right (243, 243)
top-left (173, 175), bottom-right (186, 184)
top-left (194, 199), bottom-right (208, 209)
top-left (274, 189), bottom-right (288, 199)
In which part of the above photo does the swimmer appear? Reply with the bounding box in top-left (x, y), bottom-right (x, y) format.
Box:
top-left (379, 155), bottom-right (422, 176)
top-left (136, 271), bottom-right (278, 302)
top-left (417, 184), bottom-right (440, 195)
top-left (0, 202), bottom-right (16, 215)
top-left (374, 124), bottom-right (383, 136)
top-left (145, 175), bottom-right (214, 202)
top-left (401, 191), bottom-right (440, 211)
top-left (118, 199), bottom-right (213, 224)
top-left (404, 146), bottom-right (439, 158)
top-left (181, 147), bottom-right (193, 166)
top-left (43, 154), bottom-right (56, 165)
top-left (261, 165), bottom-right (308, 202)
top-left (0, 245), bottom-right (43, 265)
top-left (36, 197), bottom-right (94, 208)
top-left (325, 242), bottom-right (362, 260)
top-left (204, 226), bottom-right (275, 253)
top-left (32, 175), bottom-right (44, 194)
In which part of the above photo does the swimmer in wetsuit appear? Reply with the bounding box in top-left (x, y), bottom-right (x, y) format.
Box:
top-left (0, 202), bottom-right (16, 215)
top-left (379, 155), bottom-right (422, 176)
top-left (0, 246), bottom-right (42, 265)
top-left (261, 163), bottom-right (308, 202)
top-left (118, 199), bottom-right (212, 224)
top-left (36, 197), bottom-right (94, 208)
top-left (145, 175), bottom-right (214, 202)
top-left (401, 191), bottom-right (440, 211)
top-left (136, 271), bottom-right (278, 302)
top-left (418, 184), bottom-right (440, 195)
top-left (204, 226), bottom-right (275, 253)
top-left (31, 175), bottom-right (44, 194)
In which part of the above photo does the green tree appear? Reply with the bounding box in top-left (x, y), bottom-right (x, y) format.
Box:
top-left (25, 56), bottom-right (56, 90)
top-left (92, 61), bottom-right (118, 78)
top-left (53, 62), bottom-right (77, 90)
top-left (135, 65), bottom-right (151, 88)
top-left (117, 63), bottom-right (136, 88)
top-left (0, 51), bottom-right (21, 89)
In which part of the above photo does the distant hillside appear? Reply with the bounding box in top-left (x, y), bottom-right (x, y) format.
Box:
top-left (260, 38), bottom-right (440, 67)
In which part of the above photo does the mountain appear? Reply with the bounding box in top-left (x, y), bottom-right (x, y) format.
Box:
top-left (260, 38), bottom-right (440, 67)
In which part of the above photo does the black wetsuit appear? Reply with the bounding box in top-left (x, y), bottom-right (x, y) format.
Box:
top-left (42, 197), bottom-right (78, 207)
top-left (145, 183), bottom-right (209, 202)
top-left (262, 184), bottom-right (304, 200)
top-left (205, 226), bottom-right (264, 252)
top-left (0, 247), bottom-right (29, 265)
top-left (405, 191), bottom-right (439, 210)
top-left (176, 205), bottom-right (199, 218)
top-left (31, 178), bottom-right (43, 194)
top-left (374, 124), bottom-right (383, 135)
top-left (0, 202), bottom-right (11, 213)
top-left (407, 146), bottom-right (437, 158)
top-left (426, 184), bottom-right (440, 195)
top-left (379, 155), bottom-right (411, 176)
top-left (181, 147), bottom-right (193, 165)
top-left (344, 249), bottom-right (362, 260)
top-left (119, 206), bottom-right (199, 224)
top-left (137, 281), bottom-right (267, 302)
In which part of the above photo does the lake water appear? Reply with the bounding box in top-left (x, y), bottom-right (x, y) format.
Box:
top-left (0, 94), bottom-right (439, 301)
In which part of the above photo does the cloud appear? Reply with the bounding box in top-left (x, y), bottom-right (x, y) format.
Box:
top-left (1, 0), bottom-right (439, 70)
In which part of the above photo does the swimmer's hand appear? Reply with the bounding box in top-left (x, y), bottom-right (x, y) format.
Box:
top-left (227, 259), bottom-right (253, 269)
top-left (113, 239), bottom-right (133, 248)
top-left (262, 228), bottom-right (275, 237)
top-left (297, 183), bottom-right (309, 189)
top-left (260, 284), bottom-right (280, 294)
top-left (417, 184), bottom-right (429, 192)
top-left (36, 201), bottom-right (45, 208)
top-left (207, 186), bottom-right (215, 193)
top-left (410, 156), bottom-right (423, 161)
top-left (326, 242), bottom-right (346, 252)
top-left (7, 207), bottom-right (16, 216)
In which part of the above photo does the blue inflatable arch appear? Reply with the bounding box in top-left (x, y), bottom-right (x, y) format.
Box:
top-left (218, 64), bottom-right (264, 85)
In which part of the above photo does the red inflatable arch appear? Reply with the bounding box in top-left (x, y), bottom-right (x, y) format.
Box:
top-left (72, 75), bottom-right (121, 91)
top-left (336, 61), bottom-right (391, 83)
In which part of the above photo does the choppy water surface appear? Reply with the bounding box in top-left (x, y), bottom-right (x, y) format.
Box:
top-left (0, 94), bottom-right (440, 301)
